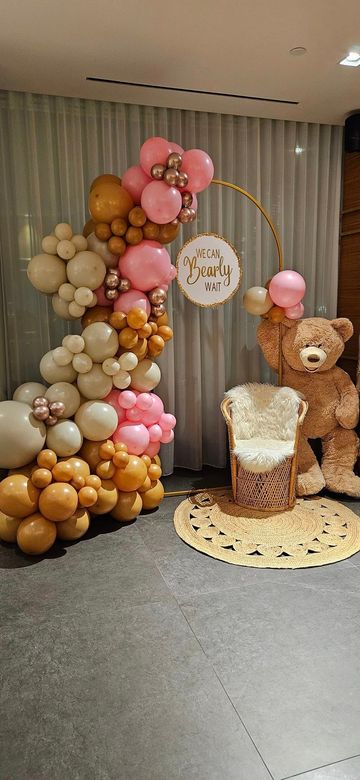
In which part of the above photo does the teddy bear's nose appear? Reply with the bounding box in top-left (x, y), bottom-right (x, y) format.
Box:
top-left (299, 346), bottom-right (327, 370)
top-left (308, 354), bottom-right (320, 363)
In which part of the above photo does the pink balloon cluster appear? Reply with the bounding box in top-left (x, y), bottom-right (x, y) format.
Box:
top-left (121, 136), bottom-right (213, 226)
top-left (104, 388), bottom-right (176, 457)
top-left (269, 271), bottom-right (306, 319)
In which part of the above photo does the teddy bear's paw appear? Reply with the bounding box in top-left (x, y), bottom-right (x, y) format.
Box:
top-left (325, 470), bottom-right (360, 498)
top-left (297, 466), bottom-right (325, 497)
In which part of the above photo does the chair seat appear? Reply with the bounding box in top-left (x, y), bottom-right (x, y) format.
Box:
top-left (233, 438), bottom-right (295, 473)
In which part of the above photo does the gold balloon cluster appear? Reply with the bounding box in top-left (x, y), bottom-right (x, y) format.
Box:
top-left (109, 307), bottom-right (173, 360)
top-left (84, 174), bottom-right (180, 252)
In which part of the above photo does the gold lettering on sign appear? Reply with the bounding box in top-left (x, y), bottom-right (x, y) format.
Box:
top-left (183, 252), bottom-right (232, 287)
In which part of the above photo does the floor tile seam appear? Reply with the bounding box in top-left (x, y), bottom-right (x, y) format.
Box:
top-left (279, 751), bottom-right (360, 779)
top-left (174, 600), bottom-right (275, 780)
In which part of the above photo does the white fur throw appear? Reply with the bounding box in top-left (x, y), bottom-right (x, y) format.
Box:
top-left (225, 384), bottom-right (302, 473)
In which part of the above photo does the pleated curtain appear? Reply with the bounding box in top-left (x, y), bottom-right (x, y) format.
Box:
top-left (0, 91), bottom-right (343, 472)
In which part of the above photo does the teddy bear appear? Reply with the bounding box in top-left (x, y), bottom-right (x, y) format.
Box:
top-left (257, 316), bottom-right (360, 497)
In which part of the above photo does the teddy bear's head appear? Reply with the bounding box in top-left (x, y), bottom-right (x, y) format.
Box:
top-left (257, 316), bottom-right (353, 373)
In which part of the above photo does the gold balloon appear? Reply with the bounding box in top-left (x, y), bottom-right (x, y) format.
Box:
top-left (0, 512), bottom-right (22, 543)
top-left (157, 325), bottom-right (173, 342)
top-left (148, 335), bottom-right (165, 357)
top-left (111, 217), bottom-right (128, 236)
top-left (143, 221), bottom-right (160, 240)
top-left (118, 327), bottom-right (138, 349)
top-left (148, 463), bottom-right (162, 481)
top-left (128, 207), bottom-right (147, 227)
top-left (99, 441), bottom-right (115, 460)
top-left (65, 457), bottom-right (90, 480)
top-left (80, 439), bottom-right (105, 470)
top-left (90, 479), bottom-right (118, 515)
top-left (95, 222), bottom-right (112, 241)
top-left (52, 461), bottom-right (73, 483)
top-left (243, 286), bottom-right (273, 316)
top-left (108, 236), bottom-right (126, 256)
top-left (109, 311), bottom-right (127, 330)
top-left (96, 460), bottom-right (116, 480)
top-left (137, 323), bottom-right (152, 339)
top-left (17, 513), bottom-right (57, 555)
top-left (0, 474), bottom-right (40, 519)
top-left (141, 479), bottom-right (164, 510)
top-left (130, 337), bottom-right (148, 361)
top-left (78, 486), bottom-right (98, 508)
top-left (90, 174), bottom-right (122, 191)
top-left (39, 482), bottom-right (78, 522)
top-left (56, 508), bottom-right (90, 540)
top-left (112, 456), bottom-right (147, 492)
top-left (138, 475), bottom-right (152, 494)
top-left (83, 218), bottom-right (96, 238)
top-left (85, 475), bottom-right (102, 490)
top-left (31, 468), bottom-right (53, 489)
top-left (152, 311), bottom-right (168, 327)
top-left (89, 183), bottom-right (133, 224)
top-left (158, 221), bottom-right (180, 244)
top-left (125, 226), bottom-right (143, 245)
top-left (111, 490), bottom-right (142, 522)
top-left (267, 305), bottom-right (286, 323)
top-left (81, 306), bottom-right (111, 329)
top-left (127, 307), bottom-right (148, 330)
top-left (37, 449), bottom-right (57, 470)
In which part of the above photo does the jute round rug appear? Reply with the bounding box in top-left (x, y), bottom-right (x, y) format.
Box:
top-left (173, 490), bottom-right (360, 568)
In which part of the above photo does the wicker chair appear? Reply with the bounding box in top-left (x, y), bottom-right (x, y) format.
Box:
top-left (221, 384), bottom-right (307, 511)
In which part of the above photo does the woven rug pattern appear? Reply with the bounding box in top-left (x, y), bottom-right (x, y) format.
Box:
top-left (173, 490), bottom-right (360, 568)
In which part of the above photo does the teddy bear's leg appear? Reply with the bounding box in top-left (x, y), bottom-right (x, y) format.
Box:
top-left (296, 433), bottom-right (326, 496)
top-left (321, 427), bottom-right (360, 497)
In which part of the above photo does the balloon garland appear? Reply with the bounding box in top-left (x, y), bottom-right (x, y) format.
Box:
top-left (0, 137), bottom-right (214, 555)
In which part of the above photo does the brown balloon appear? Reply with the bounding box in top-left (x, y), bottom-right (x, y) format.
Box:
top-left (80, 440), bottom-right (105, 470)
top-left (111, 490), bottom-right (142, 522)
top-left (111, 217), bottom-right (128, 236)
top-left (112, 456), bottom-right (147, 492)
top-left (141, 479), bottom-right (164, 510)
top-left (81, 306), bottom-right (111, 328)
top-left (56, 508), bottom-right (90, 540)
top-left (0, 474), bottom-right (40, 519)
top-left (39, 483), bottom-right (78, 522)
top-left (267, 305), bottom-right (285, 323)
top-left (108, 236), bottom-right (127, 256)
top-left (128, 207), bottom-right (147, 227)
top-left (143, 221), bottom-right (160, 241)
top-left (90, 174), bottom-right (122, 191)
top-left (89, 183), bottom-right (134, 224)
top-left (158, 221), bottom-right (180, 244)
top-left (83, 218), bottom-right (96, 238)
top-left (125, 226), bottom-right (143, 245)
top-left (91, 479), bottom-right (118, 515)
top-left (95, 222), bottom-right (112, 241)
top-left (17, 513), bottom-right (57, 555)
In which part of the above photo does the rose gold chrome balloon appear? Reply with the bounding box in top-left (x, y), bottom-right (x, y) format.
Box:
top-left (150, 163), bottom-right (166, 180)
top-left (166, 152), bottom-right (182, 170)
top-left (149, 287), bottom-right (167, 305)
top-left (163, 168), bottom-right (179, 186)
top-left (177, 171), bottom-right (188, 188)
top-left (118, 278), bottom-right (131, 292)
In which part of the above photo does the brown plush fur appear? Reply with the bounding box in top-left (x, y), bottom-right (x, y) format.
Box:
top-left (257, 316), bottom-right (360, 497)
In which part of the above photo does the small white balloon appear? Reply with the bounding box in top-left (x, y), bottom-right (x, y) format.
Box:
top-left (57, 239), bottom-right (76, 261)
top-left (41, 235), bottom-right (59, 255)
top-left (63, 335), bottom-right (85, 354)
top-left (27, 254), bottom-right (67, 294)
top-left (71, 234), bottom-right (88, 252)
top-left (13, 381), bottom-right (48, 405)
top-left (113, 370), bottom-right (131, 389)
top-left (119, 352), bottom-right (138, 371)
top-left (40, 350), bottom-right (77, 384)
top-left (53, 346), bottom-right (73, 366)
top-left (75, 401), bottom-right (118, 441)
top-left (87, 233), bottom-right (118, 268)
top-left (45, 382), bottom-right (81, 418)
top-left (89, 292), bottom-right (97, 307)
top-left (68, 301), bottom-right (85, 318)
top-left (66, 251), bottom-right (106, 290)
top-left (58, 282), bottom-right (76, 302)
top-left (46, 419), bottom-right (83, 457)
top-left (52, 294), bottom-right (76, 320)
top-left (82, 322), bottom-right (119, 362)
top-left (77, 364), bottom-right (112, 399)
top-left (72, 353), bottom-right (93, 374)
top-left (54, 222), bottom-right (73, 241)
top-left (102, 358), bottom-right (120, 376)
top-left (130, 358), bottom-right (161, 392)
top-left (74, 287), bottom-right (94, 307)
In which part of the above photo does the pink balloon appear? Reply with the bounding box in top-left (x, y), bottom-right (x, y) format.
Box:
top-left (159, 412), bottom-right (176, 431)
top-left (119, 240), bottom-right (173, 292)
top-left (141, 181), bottom-right (182, 224)
top-left (118, 390), bottom-right (137, 409)
top-left (141, 394), bottom-right (164, 425)
top-left (113, 422), bottom-right (150, 456)
top-left (148, 424), bottom-right (163, 442)
top-left (122, 165), bottom-right (151, 204)
top-left (136, 393), bottom-right (153, 410)
top-left (114, 289), bottom-right (151, 315)
top-left (104, 389), bottom-right (126, 421)
top-left (126, 407), bottom-right (143, 422)
top-left (285, 301), bottom-right (304, 320)
top-left (94, 285), bottom-right (114, 307)
top-left (140, 137), bottom-right (173, 175)
top-left (160, 429), bottom-right (174, 444)
top-left (144, 441), bottom-right (160, 458)
top-left (190, 193), bottom-right (198, 211)
top-left (269, 271), bottom-right (306, 308)
top-left (181, 149), bottom-right (214, 193)
top-left (169, 141), bottom-right (184, 154)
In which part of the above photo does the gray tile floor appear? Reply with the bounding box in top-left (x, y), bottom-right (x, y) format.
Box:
top-left (1, 468), bottom-right (360, 780)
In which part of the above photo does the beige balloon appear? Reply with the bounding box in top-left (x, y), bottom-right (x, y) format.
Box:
top-left (68, 301), bottom-right (85, 318)
top-left (243, 286), bottom-right (273, 316)
top-left (13, 381), bottom-right (47, 405)
top-left (63, 335), bottom-right (85, 354)
top-left (113, 370), bottom-right (131, 389)
top-left (57, 239), bottom-right (76, 260)
top-left (52, 294), bottom-right (77, 320)
top-left (87, 233), bottom-right (118, 268)
top-left (0, 401), bottom-right (46, 468)
top-left (40, 350), bottom-right (77, 384)
top-left (75, 401), bottom-right (118, 440)
top-left (77, 364), bottom-right (113, 399)
top-left (46, 419), bottom-right (83, 457)
top-left (82, 322), bottom-right (119, 362)
top-left (53, 346), bottom-right (73, 366)
top-left (130, 359), bottom-right (161, 392)
top-left (66, 251), bottom-right (106, 290)
top-left (119, 352), bottom-right (138, 371)
top-left (54, 222), bottom-right (73, 240)
top-left (72, 353), bottom-right (93, 374)
top-left (71, 235), bottom-right (88, 252)
top-left (74, 287), bottom-right (94, 307)
top-left (0, 512), bottom-right (22, 543)
top-left (27, 254), bottom-right (67, 293)
top-left (58, 283), bottom-right (76, 302)
top-left (41, 235), bottom-right (58, 255)
top-left (45, 382), bottom-right (81, 417)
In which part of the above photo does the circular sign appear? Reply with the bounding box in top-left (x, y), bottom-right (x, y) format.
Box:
top-left (176, 232), bottom-right (242, 307)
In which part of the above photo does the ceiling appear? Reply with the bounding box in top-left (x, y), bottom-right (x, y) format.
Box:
top-left (1, 0), bottom-right (360, 125)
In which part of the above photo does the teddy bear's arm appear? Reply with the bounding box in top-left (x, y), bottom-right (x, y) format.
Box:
top-left (333, 367), bottom-right (360, 429)
top-left (257, 319), bottom-right (280, 371)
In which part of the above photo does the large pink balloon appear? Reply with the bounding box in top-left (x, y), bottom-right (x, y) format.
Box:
top-left (181, 149), bottom-right (214, 193)
top-left (122, 165), bottom-right (151, 205)
top-left (113, 422), bottom-right (150, 456)
top-left (144, 441), bottom-right (160, 458)
top-left (141, 181), bottom-right (182, 224)
top-left (104, 389), bottom-right (126, 421)
top-left (119, 241), bottom-right (173, 292)
top-left (114, 289), bottom-right (151, 315)
top-left (140, 137), bottom-right (173, 175)
top-left (169, 141), bottom-right (184, 154)
top-left (269, 271), bottom-right (306, 308)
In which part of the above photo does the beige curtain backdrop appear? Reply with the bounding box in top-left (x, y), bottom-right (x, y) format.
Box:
top-left (0, 91), bottom-right (343, 472)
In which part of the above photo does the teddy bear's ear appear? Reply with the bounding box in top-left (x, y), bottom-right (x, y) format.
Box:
top-left (330, 318), bottom-right (354, 343)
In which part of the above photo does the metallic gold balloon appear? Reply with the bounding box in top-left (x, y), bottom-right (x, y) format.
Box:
top-left (105, 272), bottom-right (119, 289)
top-left (109, 311), bottom-right (127, 330)
top-left (31, 468), bottom-right (53, 489)
top-left (157, 325), bottom-right (173, 342)
top-left (181, 191), bottom-right (193, 207)
top-left (150, 163), bottom-right (166, 180)
top-left (0, 474), bottom-right (40, 518)
top-left (188, 208), bottom-right (196, 222)
top-left (118, 278), bottom-right (131, 293)
top-left (163, 168), bottom-right (179, 186)
top-left (166, 152), bottom-right (182, 170)
top-left (17, 513), bottom-right (57, 555)
top-left (119, 327), bottom-right (138, 349)
top-left (158, 221), bottom-right (180, 244)
top-left (111, 490), bottom-right (142, 522)
top-left (148, 335), bottom-right (165, 357)
top-left (178, 207), bottom-right (192, 223)
top-left (148, 288), bottom-right (167, 305)
top-left (177, 171), bottom-right (188, 188)
top-left (105, 289), bottom-right (119, 301)
top-left (151, 304), bottom-right (166, 318)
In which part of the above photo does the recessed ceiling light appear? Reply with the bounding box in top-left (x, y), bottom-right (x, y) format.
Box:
top-left (340, 51), bottom-right (360, 67)
top-left (289, 47), bottom-right (307, 56)
top-left (295, 145), bottom-right (304, 154)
